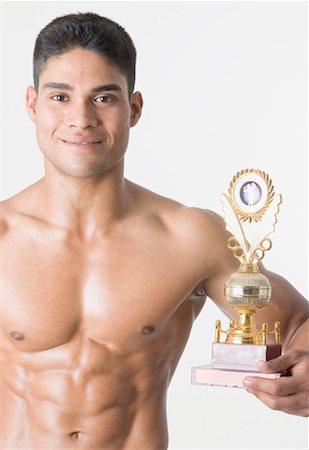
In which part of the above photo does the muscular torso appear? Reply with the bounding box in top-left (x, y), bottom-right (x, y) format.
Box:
top-left (1, 182), bottom-right (210, 449)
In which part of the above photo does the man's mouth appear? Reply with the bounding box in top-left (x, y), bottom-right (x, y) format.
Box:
top-left (61, 137), bottom-right (103, 147)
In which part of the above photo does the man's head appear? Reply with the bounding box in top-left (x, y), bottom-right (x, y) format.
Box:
top-left (33, 12), bottom-right (136, 96)
top-left (26, 13), bottom-right (143, 179)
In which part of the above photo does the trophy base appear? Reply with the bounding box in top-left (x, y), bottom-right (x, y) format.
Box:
top-left (212, 342), bottom-right (282, 371)
top-left (191, 365), bottom-right (280, 388)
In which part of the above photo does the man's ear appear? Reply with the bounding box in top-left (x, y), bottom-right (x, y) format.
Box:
top-left (26, 86), bottom-right (38, 123)
top-left (130, 91), bottom-right (143, 127)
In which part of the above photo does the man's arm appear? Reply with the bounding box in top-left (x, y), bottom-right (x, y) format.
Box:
top-left (286, 317), bottom-right (309, 349)
top-left (240, 267), bottom-right (309, 418)
top-left (243, 321), bottom-right (309, 417)
top-left (194, 209), bottom-right (309, 417)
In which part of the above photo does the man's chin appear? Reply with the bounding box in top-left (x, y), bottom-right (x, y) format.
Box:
top-left (48, 162), bottom-right (115, 179)
top-left (43, 152), bottom-right (125, 179)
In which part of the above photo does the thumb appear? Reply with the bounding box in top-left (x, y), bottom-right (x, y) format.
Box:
top-left (257, 350), bottom-right (299, 373)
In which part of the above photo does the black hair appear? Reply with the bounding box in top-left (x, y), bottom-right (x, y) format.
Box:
top-left (33, 12), bottom-right (136, 95)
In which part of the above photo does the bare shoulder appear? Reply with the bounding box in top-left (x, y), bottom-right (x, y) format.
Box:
top-left (162, 205), bottom-right (236, 275)
top-left (0, 201), bottom-right (10, 237)
top-left (0, 181), bottom-right (42, 237)
top-left (129, 181), bottom-right (237, 278)
top-left (130, 181), bottom-right (227, 242)
top-left (0, 197), bottom-right (20, 239)
top-left (162, 204), bottom-right (227, 249)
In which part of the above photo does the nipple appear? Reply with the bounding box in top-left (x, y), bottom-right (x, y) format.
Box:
top-left (10, 331), bottom-right (25, 340)
top-left (141, 325), bottom-right (155, 335)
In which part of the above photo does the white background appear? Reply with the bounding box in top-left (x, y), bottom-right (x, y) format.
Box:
top-left (1, 1), bottom-right (308, 448)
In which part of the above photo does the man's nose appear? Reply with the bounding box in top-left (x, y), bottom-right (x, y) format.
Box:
top-left (65, 101), bottom-right (99, 129)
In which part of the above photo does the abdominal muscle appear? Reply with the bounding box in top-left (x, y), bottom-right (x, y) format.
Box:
top-left (1, 335), bottom-right (171, 449)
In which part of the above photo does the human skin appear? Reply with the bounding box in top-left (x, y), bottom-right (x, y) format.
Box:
top-left (1, 48), bottom-right (308, 448)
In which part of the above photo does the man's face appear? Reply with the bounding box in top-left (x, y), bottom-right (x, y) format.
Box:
top-left (26, 48), bottom-right (142, 178)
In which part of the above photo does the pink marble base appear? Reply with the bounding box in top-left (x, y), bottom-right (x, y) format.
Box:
top-left (211, 343), bottom-right (282, 371)
top-left (191, 365), bottom-right (280, 388)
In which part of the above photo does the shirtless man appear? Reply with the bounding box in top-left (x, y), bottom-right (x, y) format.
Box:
top-left (1, 12), bottom-right (308, 449)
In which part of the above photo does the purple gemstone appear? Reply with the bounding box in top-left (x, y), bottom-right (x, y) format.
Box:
top-left (240, 181), bottom-right (261, 206)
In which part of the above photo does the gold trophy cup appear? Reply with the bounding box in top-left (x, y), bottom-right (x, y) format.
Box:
top-left (192, 169), bottom-right (282, 387)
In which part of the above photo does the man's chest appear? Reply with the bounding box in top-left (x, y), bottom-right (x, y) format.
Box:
top-left (2, 235), bottom-right (200, 352)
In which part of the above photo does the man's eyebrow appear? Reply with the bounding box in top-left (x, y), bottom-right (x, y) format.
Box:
top-left (91, 84), bottom-right (122, 93)
top-left (42, 82), bottom-right (123, 93)
top-left (43, 82), bottom-right (73, 90)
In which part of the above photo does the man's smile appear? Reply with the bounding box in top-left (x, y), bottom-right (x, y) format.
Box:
top-left (62, 135), bottom-right (103, 144)
top-left (61, 136), bottom-right (103, 149)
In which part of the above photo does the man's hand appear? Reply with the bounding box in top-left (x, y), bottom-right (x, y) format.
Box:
top-left (243, 349), bottom-right (309, 417)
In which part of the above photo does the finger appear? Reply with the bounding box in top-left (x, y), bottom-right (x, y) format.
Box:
top-left (243, 374), bottom-right (297, 397)
top-left (257, 349), bottom-right (304, 373)
top-left (246, 389), bottom-right (309, 417)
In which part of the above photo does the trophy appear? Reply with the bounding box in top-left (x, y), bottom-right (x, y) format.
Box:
top-left (192, 169), bottom-right (283, 387)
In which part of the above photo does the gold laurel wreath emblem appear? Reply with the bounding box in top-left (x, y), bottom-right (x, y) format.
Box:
top-left (228, 169), bottom-right (274, 223)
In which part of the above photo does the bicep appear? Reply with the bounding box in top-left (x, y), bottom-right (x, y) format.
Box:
top-left (257, 266), bottom-right (308, 349)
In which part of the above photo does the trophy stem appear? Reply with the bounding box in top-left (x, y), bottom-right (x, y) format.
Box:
top-left (238, 311), bottom-right (255, 328)
top-left (226, 310), bottom-right (260, 344)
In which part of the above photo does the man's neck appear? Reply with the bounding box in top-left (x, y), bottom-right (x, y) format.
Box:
top-left (36, 160), bottom-right (130, 240)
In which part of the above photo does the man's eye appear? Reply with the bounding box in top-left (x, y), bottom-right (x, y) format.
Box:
top-left (51, 94), bottom-right (67, 101)
top-left (95, 96), bottom-right (113, 103)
